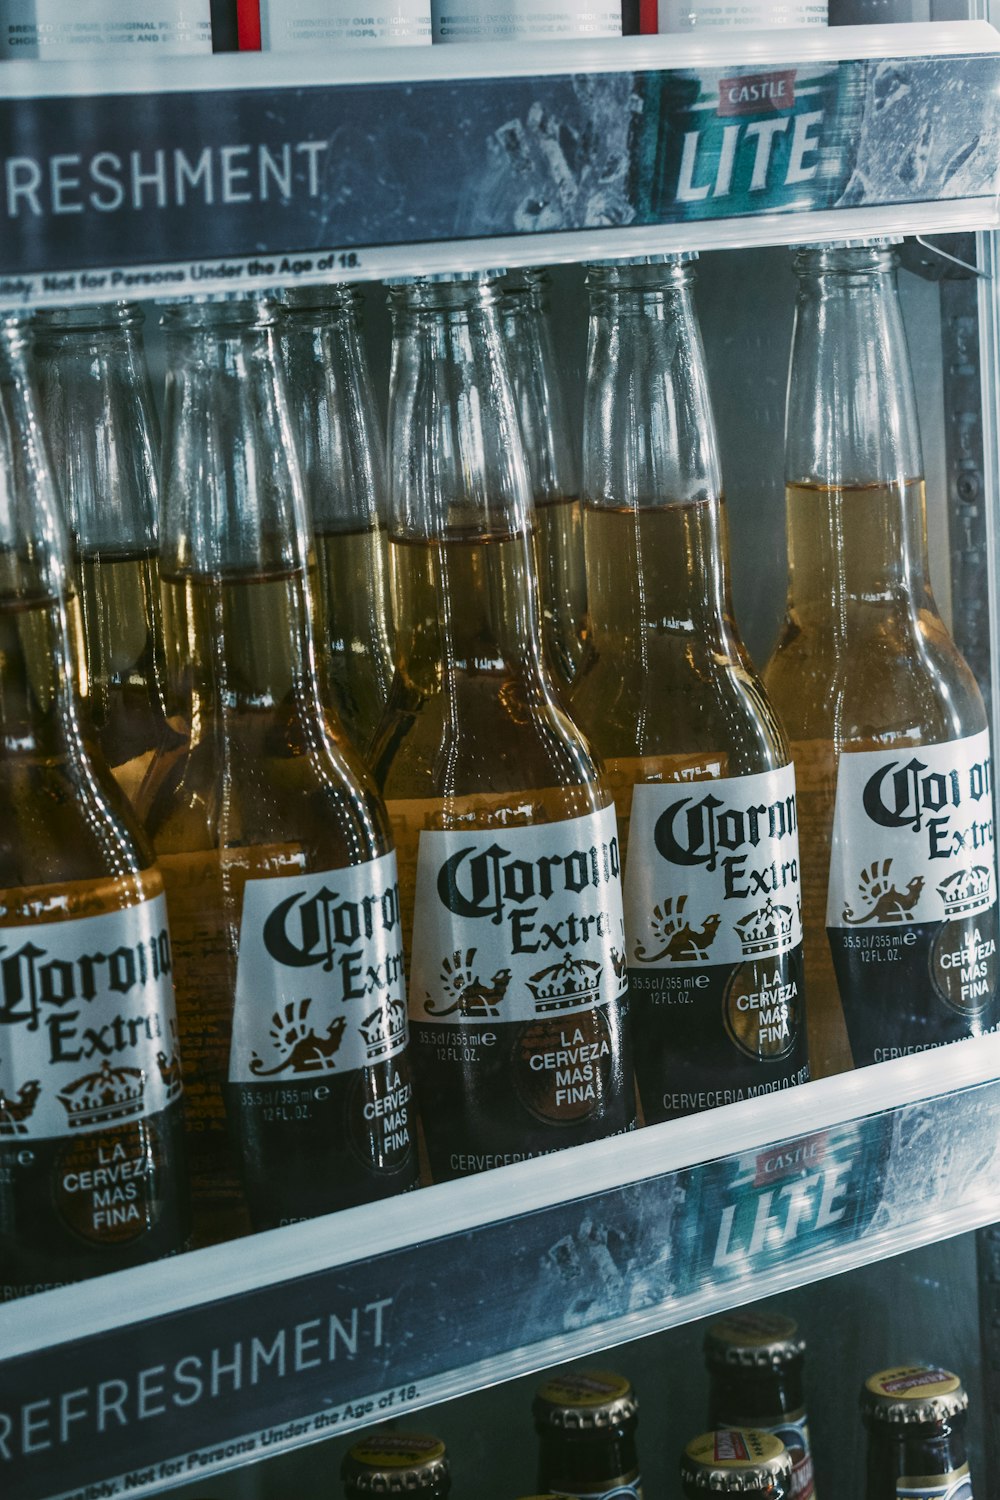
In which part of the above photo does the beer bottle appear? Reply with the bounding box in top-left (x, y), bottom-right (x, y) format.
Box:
top-left (763, 240), bottom-right (999, 1077)
top-left (861, 1365), bottom-right (974, 1499)
top-left (141, 298), bottom-right (417, 1244)
top-left (502, 268), bottom-right (588, 691)
top-left (278, 285), bottom-right (394, 760)
top-left (680, 1431), bottom-right (792, 1498)
top-left (0, 312), bottom-right (189, 1295)
top-left (705, 1310), bottom-right (816, 1500)
top-left (533, 1369), bottom-right (642, 1498)
top-left (573, 255), bottom-right (808, 1123)
top-left (342, 1432), bottom-right (451, 1496)
top-left (33, 302), bottom-right (181, 808)
top-left (372, 271), bottom-right (634, 1183)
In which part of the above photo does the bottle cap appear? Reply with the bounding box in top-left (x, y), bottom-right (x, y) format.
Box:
top-left (341, 1432), bottom-right (450, 1493)
top-left (681, 1430), bottom-right (792, 1491)
top-left (704, 1310), bottom-right (805, 1369)
top-left (384, 270), bottom-right (507, 285)
top-left (533, 1369), bottom-right (638, 1431)
top-left (861, 1366), bottom-right (968, 1425)
top-left (791, 237), bottom-right (903, 251)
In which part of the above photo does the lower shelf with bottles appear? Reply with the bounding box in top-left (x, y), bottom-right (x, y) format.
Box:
top-left (3, 1032), bottom-right (1000, 1500)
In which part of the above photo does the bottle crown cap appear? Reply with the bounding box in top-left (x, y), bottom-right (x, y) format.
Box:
top-left (384, 269), bottom-right (507, 285)
top-left (790, 237), bottom-right (902, 252)
top-left (585, 251), bottom-right (698, 267)
top-left (861, 1365), bottom-right (968, 1425)
top-left (681, 1430), bottom-right (792, 1490)
top-left (341, 1432), bottom-right (450, 1493)
top-left (704, 1311), bottom-right (805, 1369)
top-left (533, 1369), bottom-right (638, 1430)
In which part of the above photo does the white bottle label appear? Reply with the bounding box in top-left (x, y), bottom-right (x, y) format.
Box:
top-left (657, 0), bottom-right (825, 29)
top-left (432, 0), bottom-right (621, 42)
top-left (827, 729), bottom-right (1000, 1064)
top-left (897, 1466), bottom-right (972, 1500)
top-left (625, 765), bottom-right (803, 969)
top-left (0, 0), bottom-right (211, 57)
top-left (0, 893), bottom-right (181, 1140)
top-left (229, 850), bottom-right (408, 1082)
top-left (409, 804), bottom-right (627, 1024)
top-left (827, 731), bottom-right (995, 931)
top-left (259, 0), bottom-right (431, 49)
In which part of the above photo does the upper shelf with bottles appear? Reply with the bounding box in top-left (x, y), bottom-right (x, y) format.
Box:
top-left (1, 21), bottom-right (999, 306)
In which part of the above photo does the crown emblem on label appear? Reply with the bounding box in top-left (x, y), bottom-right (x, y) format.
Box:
top-left (57, 1060), bottom-right (145, 1129)
top-left (527, 956), bottom-right (603, 1013)
top-left (734, 898), bottom-right (794, 956)
top-left (360, 996), bottom-right (407, 1059)
top-left (937, 865), bottom-right (992, 915)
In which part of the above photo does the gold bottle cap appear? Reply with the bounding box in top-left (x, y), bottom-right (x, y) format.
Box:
top-left (861, 1366), bottom-right (968, 1425)
top-left (533, 1369), bottom-right (638, 1430)
top-left (341, 1432), bottom-right (450, 1493)
top-left (704, 1311), bottom-right (805, 1369)
top-left (681, 1430), bottom-right (792, 1490)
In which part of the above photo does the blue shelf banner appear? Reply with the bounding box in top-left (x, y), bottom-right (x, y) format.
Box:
top-left (0, 52), bottom-right (998, 300)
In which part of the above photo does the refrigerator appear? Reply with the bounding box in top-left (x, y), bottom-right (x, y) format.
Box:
top-left (3, 7), bottom-right (1000, 1497)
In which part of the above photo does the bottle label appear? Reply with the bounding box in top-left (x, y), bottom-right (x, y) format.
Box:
top-left (544, 1482), bottom-right (642, 1499)
top-left (622, 764), bottom-right (808, 1121)
top-left (432, 0), bottom-right (621, 40)
top-left (0, 891), bottom-right (188, 1272)
top-left (259, 0), bottom-right (431, 49)
top-left (897, 1465), bottom-right (972, 1499)
top-left (0, 892), bottom-right (181, 1140)
top-left (230, 850), bottom-right (408, 1082)
top-left (408, 804), bottom-right (635, 1177)
top-left (826, 730), bottom-right (1000, 1066)
top-left (656, 0), bottom-right (826, 28)
top-left (0, 0), bottom-right (211, 56)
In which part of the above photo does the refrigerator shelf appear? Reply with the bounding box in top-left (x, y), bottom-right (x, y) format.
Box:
top-left (0, 22), bottom-right (999, 306)
top-left (4, 1033), bottom-right (1000, 1500)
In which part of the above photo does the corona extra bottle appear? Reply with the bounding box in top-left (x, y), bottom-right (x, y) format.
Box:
top-left (705, 1310), bottom-right (816, 1500)
top-left (342, 1433), bottom-right (451, 1497)
top-left (681, 1431), bottom-right (792, 1499)
top-left (0, 312), bottom-right (189, 1296)
top-left (140, 298), bottom-right (416, 1245)
top-left (372, 271), bottom-right (634, 1182)
top-left (34, 302), bottom-right (181, 807)
top-left (861, 1366), bottom-right (974, 1500)
top-left (764, 241), bottom-right (998, 1077)
top-left (533, 1370), bottom-right (643, 1498)
top-left (502, 268), bottom-right (588, 690)
top-left (573, 255), bottom-right (808, 1123)
top-left (278, 285), bottom-right (394, 761)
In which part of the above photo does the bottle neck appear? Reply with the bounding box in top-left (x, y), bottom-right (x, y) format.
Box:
top-left (386, 275), bottom-right (544, 683)
top-left (583, 261), bottom-right (731, 643)
top-left (785, 245), bottom-right (923, 487)
top-left (159, 299), bottom-right (319, 719)
top-left (865, 1415), bottom-right (968, 1499)
top-left (279, 286), bottom-right (389, 534)
top-left (0, 316), bottom-right (87, 756)
top-left (502, 269), bottom-right (579, 504)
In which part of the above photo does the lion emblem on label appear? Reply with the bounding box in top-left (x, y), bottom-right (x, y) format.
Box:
top-left (635, 894), bottom-right (721, 962)
top-left (424, 948), bottom-right (512, 1018)
top-left (0, 1075), bottom-right (41, 1136)
top-left (249, 998), bottom-right (346, 1076)
top-left (843, 859), bottom-right (924, 925)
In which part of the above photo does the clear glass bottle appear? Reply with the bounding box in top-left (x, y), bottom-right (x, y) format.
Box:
top-left (0, 312), bottom-right (189, 1296)
top-left (763, 242), bottom-right (998, 1079)
top-left (33, 302), bottom-right (181, 808)
top-left (140, 297), bottom-right (417, 1246)
top-left (502, 268), bottom-right (588, 691)
top-left (861, 1366), bottom-right (974, 1500)
top-left (278, 284), bottom-right (394, 761)
top-left (573, 256), bottom-right (808, 1124)
top-left (371, 271), bottom-right (635, 1183)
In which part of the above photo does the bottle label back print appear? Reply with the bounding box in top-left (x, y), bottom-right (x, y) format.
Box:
top-left (827, 730), bottom-right (999, 1065)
